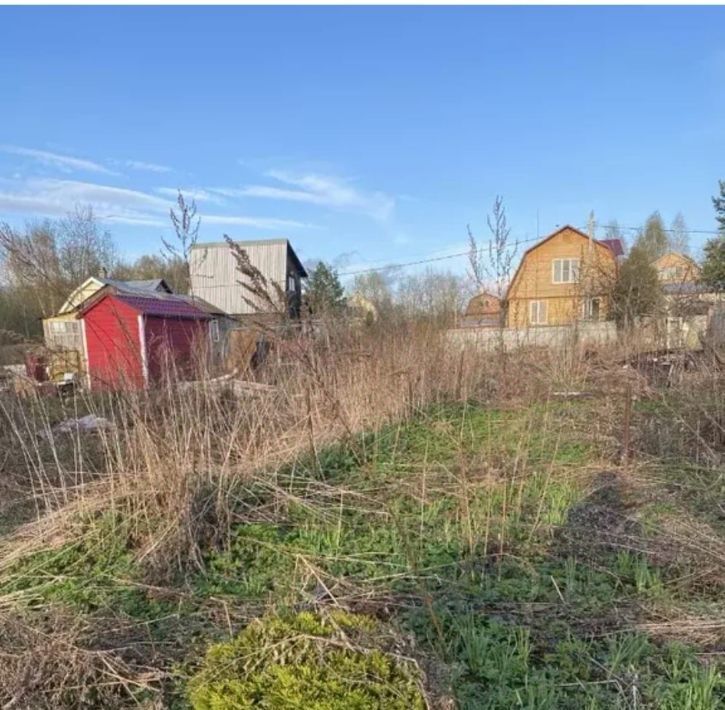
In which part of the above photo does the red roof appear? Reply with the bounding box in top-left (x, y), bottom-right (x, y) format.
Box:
top-left (598, 238), bottom-right (625, 257)
top-left (113, 293), bottom-right (213, 319)
top-left (78, 290), bottom-right (213, 320)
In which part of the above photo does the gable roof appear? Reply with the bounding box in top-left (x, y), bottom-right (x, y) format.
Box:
top-left (58, 276), bottom-right (172, 314)
top-left (652, 251), bottom-right (700, 268)
top-left (506, 225), bottom-right (616, 299)
top-left (103, 278), bottom-right (172, 293)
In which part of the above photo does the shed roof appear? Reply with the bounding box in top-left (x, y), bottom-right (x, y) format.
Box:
top-left (79, 289), bottom-right (214, 320)
top-left (102, 278), bottom-right (172, 293)
top-left (662, 281), bottom-right (712, 296)
top-left (57, 276), bottom-right (172, 314)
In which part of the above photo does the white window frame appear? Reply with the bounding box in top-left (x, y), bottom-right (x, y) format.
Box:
top-left (529, 300), bottom-right (547, 325)
top-left (581, 297), bottom-right (601, 321)
top-left (287, 275), bottom-right (297, 293)
top-left (552, 258), bottom-right (580, 284)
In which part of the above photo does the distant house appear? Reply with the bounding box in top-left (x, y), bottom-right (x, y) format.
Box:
top-left (653, 252), bottom-right (701, 285)
top-left (189, 239), bottom-right (307, 320)
top-left (77, 288), bottom-right (217, 390)
top-left (461, 291), bottom-right (501, 327)
top-left (506, 226), bottom-right (622, 328)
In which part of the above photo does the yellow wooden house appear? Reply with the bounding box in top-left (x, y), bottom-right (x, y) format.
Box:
top-left (652, 252), bottom-right (700, 284)
top-left (506, 226), bottom-right (620, 328)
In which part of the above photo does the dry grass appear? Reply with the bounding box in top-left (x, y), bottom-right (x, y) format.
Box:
top-left (0, 317), bottom-right (723, 707)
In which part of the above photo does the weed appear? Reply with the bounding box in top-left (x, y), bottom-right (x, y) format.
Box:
top-left (187, 610), bottom-right (427, 710)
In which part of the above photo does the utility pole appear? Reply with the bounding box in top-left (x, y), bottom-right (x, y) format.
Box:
top-left (587, 210), bottom-right (596, 253)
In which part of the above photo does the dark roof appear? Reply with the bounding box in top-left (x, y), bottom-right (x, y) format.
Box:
top-left (102, 278), bottom-right (172, 294)
top-left (599, 238), bottom-right (625, 258)
top-left (662, 281), bottom-right (712, 296)
top-left (113, 293), bottom-right (213, 319)
top-left (79, 288), bottom-right (213, 320)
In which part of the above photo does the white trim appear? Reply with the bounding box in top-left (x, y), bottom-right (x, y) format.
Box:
top-left (551, 258), bottom-right (580, 284)
top-left (529, 300), bottom-right (548, 325)
top-left (209, 318), bottom-right (220, 342)
top-left (137, 314), bottom-right (149, 388)
top-left (80, 318), bottom-right (91, 391)
top-left (58, 276), bottom-right (104, 314)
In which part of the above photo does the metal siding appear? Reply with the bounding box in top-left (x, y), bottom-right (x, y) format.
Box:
top-left (144, 315), bottom-right (207, 382)
top-left (83, 295), bottom-right (144, 390)
top-left (190, 241), bottom-right (288, 315)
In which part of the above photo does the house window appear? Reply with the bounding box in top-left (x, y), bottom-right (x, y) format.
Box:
top-left (552, 258), bottom-right (580, 284)
top-left (660, 266), bottom-right (686, 281)
top-left (529, 300), bottom-right (547, 325)
top-left (209, 319), bottom-right (220, 342)
top-left (582, 298), bottom-right (601, 321)
top-left (287, 275), bottom-right (297, 293)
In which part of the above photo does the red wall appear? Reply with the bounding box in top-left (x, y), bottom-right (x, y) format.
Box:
top-left (83, 296), bottom-right (144, 390)
top-left (144, 316), bottom-right (207, 383)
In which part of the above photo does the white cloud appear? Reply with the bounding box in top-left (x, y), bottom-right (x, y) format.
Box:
top-left (220, 170), bottom-right (395, 221)
top-left (0, 179), bottom-right (168, 225)
top-left (0, 177), bottom-right (311, 231)
top-left (126, 160), bottom-right (172, 173)
top-left (203, 213), bottom-right (312, 230)
top-left (0, 145), bottom-right (117, 175)
top-left (155, 187), bottom-right (226, 205)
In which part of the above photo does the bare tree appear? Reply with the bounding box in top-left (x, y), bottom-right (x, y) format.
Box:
top-left (0, 207), bottom-right (115, 317)
top-left (669, 212), bottom-right (690, 254)
top-left (467, 195), bottom-right (518, 326)
top-left (163, 191), bottom-right (200, 294)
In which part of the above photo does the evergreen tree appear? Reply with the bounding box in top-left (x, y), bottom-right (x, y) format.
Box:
top-left (611, 245), bottom-right (663, 328)
top-left (635, 211), bottom-right (669, 260)
top-left (713, 180), bottom-right (725, 235)
top-left (305, 261), bottom-right (346, 314)
top-left (700, 236), bottom-right (725, 292)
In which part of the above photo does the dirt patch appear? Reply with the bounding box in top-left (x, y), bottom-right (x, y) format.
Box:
top-left (557, 470), bottom-right (643, 559)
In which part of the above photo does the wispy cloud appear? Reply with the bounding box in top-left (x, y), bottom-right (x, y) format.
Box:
top-left (0, 177), bottom-right (312, 231)
top-left (0, 145), bottom-right (117, 176)
top-left (154, 187), bottom-right (226, 205)
top-left (203, 213), bottom-right (312, 230)
top-left (126, 160), bottom-right (172, 173)
top-left (220, 170), bottom-right (395, 221)
top-left (0, 178), bottom-right (168, 225)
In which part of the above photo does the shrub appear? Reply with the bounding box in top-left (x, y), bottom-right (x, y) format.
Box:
top-left (187, 610), bottom-right (427, 710)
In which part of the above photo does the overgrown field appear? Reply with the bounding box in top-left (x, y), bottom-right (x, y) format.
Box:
top-left (0, 326), bottom-right (723, 708)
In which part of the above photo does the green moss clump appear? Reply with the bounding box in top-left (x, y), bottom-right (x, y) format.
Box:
top-left (187, 610), bottom-right (426, 710)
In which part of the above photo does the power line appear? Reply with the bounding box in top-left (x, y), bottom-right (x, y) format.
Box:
top-left (339, 223), bottom-right (721, 278)
top-left (338, 235), bottom-right (542, 277)
top-left (586, 223), bottom-right (721, 236)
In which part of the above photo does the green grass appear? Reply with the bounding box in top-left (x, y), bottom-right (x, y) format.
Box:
top-left (191, 402), bottom-right (722, 708)
top-left (2, 401), bottom-right (723, 708)
top-left (0, 512), bottom-right (170, 619)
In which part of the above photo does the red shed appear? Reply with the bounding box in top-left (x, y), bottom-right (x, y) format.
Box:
top-left (78, 289), bottom-right (213, 390)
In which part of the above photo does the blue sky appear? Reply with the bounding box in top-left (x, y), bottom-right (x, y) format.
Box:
top-left (1, 6), bottom-right (724, 275)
